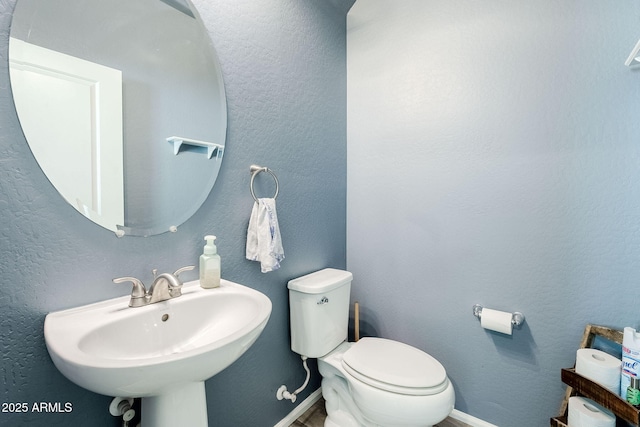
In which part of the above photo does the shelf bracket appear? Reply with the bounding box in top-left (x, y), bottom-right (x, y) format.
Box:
top-left (167, 136), bottom-right (224, 159)
top-left (625, 39), bottom-right (640, 67)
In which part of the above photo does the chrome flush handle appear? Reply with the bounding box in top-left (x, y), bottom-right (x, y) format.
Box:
top-left (317, 296), bottom-right (329, 305)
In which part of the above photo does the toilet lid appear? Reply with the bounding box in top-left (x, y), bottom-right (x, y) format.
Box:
top-left (342, 337), bottom-right (448, 395)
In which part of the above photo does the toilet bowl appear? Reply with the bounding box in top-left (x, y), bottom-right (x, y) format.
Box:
top-left (287, 269), bottom-right (455, 427)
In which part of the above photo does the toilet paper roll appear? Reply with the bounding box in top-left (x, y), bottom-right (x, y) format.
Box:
top-left (480, 308), bottom-right (513, 335)
top-left (575, 349), bottom-right (621, 394)
top-left (567, 396), bottom-right (615, 427)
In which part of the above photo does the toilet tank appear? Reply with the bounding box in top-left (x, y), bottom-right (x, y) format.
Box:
top-left (287, 268), bottom-right (353, 358)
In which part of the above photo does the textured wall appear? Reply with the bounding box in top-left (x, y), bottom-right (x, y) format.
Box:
top-left (347, 1), bottom-right (640, 426)
top-left (0, 0), bottom-right (347, 425)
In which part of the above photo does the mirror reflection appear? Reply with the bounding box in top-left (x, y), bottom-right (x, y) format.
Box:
top-left (9, 0), bottom-right (227, 236)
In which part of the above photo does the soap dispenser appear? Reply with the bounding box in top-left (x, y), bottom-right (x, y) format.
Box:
top-left (200, 235), bottom-right (220, 289)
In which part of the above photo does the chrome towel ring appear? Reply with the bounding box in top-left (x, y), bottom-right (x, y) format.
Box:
top-left (250, 164), bottom-right (279, 202)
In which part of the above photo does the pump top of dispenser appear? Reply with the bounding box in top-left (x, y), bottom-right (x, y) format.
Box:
top-left (204, 235), bottom-right (217, 255)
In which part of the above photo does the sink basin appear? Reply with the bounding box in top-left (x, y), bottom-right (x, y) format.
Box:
top-left (44, 279), bottom-right (271, 426)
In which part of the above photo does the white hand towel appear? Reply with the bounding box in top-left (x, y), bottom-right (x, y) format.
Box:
top-left (246, 198), bottom-right (284, 273)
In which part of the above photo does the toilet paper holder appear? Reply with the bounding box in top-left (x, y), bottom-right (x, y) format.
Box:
top-left (472, 304), bottom-right (525, 328)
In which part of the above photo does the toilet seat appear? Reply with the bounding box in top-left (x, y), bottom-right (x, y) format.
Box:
top-left (341, 337), bottom-right (448, 396)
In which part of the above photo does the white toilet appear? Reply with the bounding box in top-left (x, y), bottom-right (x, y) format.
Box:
top-left (287, 268), bottom-right (455, 427)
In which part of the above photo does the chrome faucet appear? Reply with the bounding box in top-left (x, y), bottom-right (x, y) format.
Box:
top-left (113, 265), bottom-right (195, 307)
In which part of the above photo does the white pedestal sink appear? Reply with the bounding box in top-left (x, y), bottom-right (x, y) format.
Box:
top-left (44, 279), bottom-right (272, 427)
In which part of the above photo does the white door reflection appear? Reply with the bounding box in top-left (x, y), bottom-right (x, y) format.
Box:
top-left (10, 38), bottom-right (124, 232)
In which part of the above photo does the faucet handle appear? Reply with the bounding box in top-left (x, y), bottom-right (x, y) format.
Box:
top-left (173, 265), bottom-right (195, 278)
top-left (113, 277), bottom-right (147, 307)
top-left (166, 266), bottom-right (194, 298)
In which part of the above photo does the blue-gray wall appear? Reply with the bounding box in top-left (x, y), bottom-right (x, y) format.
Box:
top-left (0, 0), bottom-right (348, 425)
top-left (347, 1), bottom-right (640, 426)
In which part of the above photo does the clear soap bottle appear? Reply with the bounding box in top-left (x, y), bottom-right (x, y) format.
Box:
top-left (199, 235), bottom-right (220, 289)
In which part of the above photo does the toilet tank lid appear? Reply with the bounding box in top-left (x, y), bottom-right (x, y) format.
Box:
top-left (287, 268), bottom-right (353, 294)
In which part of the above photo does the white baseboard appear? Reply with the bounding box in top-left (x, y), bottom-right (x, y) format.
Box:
top-left (274, 389), bottom-right (496, 427)
top-left (450, 409), bottom-right (498, 427)
top-left (273, 388), bottom-right (323, 427)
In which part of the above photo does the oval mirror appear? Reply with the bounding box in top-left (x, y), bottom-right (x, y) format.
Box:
top-left (9, 0), bottom-right (227, 237)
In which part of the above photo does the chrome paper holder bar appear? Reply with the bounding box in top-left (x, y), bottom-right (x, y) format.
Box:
top-left (472, 304), bottom-right (525, 328)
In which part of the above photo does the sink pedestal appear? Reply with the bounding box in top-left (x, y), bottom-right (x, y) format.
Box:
top-left (142, 382), bottom-right (208, 427)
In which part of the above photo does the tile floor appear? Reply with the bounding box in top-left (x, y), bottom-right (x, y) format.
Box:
top-left (289, 398), bottom-right (470, 427)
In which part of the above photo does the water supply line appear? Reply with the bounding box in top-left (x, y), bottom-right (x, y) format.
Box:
top-left (276, 356), bottom-right (310, 403)
top-left (109, 397), bottom-right (136, 426)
